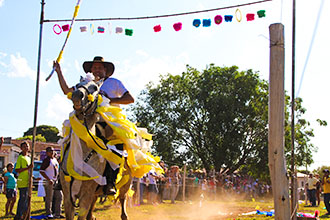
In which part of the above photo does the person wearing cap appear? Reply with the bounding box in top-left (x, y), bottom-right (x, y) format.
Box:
top-left (40, 147), bottom-right (59, 219)
top-left (53, 57), bottom-right (134, 195)
top-left (323, 169), bottom-right (330, 215)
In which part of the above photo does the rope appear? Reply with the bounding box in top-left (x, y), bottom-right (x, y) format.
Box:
top-left (296, 0), bottom-right (325, 97)
top-left (44, 0), bottom-right (272, 23)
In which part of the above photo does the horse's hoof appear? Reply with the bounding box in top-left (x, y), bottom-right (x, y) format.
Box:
top-left (121, 214), bottom-right (128, 220)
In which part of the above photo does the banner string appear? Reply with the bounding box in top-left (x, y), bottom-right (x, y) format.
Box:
top-left (44, 0), bottom-right (272, 23)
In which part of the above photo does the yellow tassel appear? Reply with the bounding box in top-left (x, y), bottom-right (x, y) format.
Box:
top-left (64, 175), bottom-right (71, 182)
top-left (97, 94), bottom-right (103, 106)
top-left (67, 92), bottom-right (72, 100)
top-left (88, 94), bottom-right (94, 102)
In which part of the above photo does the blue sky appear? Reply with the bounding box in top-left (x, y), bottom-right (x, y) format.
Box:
top-left (0, 0), bottom-right (329, 170)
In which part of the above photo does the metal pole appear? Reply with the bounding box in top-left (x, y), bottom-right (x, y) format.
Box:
top-left (290, 0), bottom-right (297, 219)
top-left (25, 0), bottom-right (45, 219)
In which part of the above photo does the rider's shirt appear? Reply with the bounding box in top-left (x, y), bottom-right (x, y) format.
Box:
top-left (100, 78), bottom-right (128, 107)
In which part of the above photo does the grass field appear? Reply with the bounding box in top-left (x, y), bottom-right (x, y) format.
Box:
top-left (0, 192), bottom-right (328, 219)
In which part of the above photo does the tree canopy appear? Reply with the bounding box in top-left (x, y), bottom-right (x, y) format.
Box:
top-left (130, 64), bottom-right (321, 181)
top-left (23, 125), bottom-right (60, 143)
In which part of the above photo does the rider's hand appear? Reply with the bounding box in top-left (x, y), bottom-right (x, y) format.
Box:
top-left (53, 61), bottom-right (61, 73)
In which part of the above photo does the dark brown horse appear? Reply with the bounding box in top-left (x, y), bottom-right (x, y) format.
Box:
top-left (60, 80), bottom-right (132, 220)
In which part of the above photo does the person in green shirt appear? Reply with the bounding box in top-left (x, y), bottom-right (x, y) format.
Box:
top-left (14, 141), bottom-right (33, 220)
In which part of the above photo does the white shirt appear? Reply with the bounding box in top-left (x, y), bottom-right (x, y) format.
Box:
top-left (100, 78), bottom-right (128, 107)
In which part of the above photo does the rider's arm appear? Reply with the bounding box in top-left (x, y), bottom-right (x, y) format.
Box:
top-left (53, 61), bottom-right (74, 95)
top-left (110, 92), bottom-right (134, 105)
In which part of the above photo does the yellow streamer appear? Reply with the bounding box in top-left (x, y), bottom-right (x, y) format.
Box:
top-left (69, 114), bottom-right (123, 165)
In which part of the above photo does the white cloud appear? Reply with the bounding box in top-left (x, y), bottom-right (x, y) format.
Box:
top-left (0, 0), bottom-right (4, 7)
top-left (136, 50), bottom-right (149, 58)
top-left (4, 53), bottom-right (35, 80)
top-left (46, 94), bottom-right (72, 122)
top-left (74, 59), bottom-right (80, 72)
top-left (118, 53), bottom-right (189, 97)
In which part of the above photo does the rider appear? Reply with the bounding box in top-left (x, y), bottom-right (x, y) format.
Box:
top-left (53, 56), bottom-right (134, 195)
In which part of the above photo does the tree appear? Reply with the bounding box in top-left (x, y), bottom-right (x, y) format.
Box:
top-left (23, 125), bottom-right (60, 143)
top-left (131, 65), bottom-right (268, 174)
top-left (130, 65), bottom-right (322, 181)
top-left (17, 134), bottom-right (46, 142)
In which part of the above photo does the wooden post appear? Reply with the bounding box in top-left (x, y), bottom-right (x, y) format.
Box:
top-left (268, 23), bottom-right (290, 220)
top-left (183, 164), bottom-right (186, 202)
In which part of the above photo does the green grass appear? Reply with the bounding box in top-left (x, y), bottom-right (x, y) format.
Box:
top-left (0, 192), bottom-right (328, 219)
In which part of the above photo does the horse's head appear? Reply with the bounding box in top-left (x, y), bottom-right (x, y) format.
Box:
top-left (69, 79), bottom-right (100, 118)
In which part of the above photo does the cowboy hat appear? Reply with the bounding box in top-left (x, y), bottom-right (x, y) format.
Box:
top-left (83, 56), bottom-right (115, 77)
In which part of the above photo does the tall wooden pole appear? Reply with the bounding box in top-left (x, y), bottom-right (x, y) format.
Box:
top-left (290, 0), bottom-right (297, 219)
top-left (24, 1), bottom-right (45, 219)
top-left (268, 23), bottom-right (290, 220)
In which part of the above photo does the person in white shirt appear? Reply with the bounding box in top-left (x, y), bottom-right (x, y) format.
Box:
top-left (40, 147), bottom-right (59, 219)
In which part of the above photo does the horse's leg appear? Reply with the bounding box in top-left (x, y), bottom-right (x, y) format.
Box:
top-left (77, 181), bottom-right (97, 220)
top-left (86, 195), bottom-right (98, 220)
top-left (60, 172), bottom-right (75, 220)
top-left (119, 194), bottom-right (128, 220)
top-left (118, 161), bottom-right (132, 220)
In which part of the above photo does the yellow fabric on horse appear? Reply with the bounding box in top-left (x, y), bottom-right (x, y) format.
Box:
top-left (61, 98), bottom-right (163, 183)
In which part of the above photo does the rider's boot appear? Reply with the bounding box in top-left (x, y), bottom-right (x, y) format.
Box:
top-left (103, 162), bottom-right (119, 195)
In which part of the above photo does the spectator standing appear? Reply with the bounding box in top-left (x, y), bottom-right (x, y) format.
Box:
top-left (322, 169), bottom-right (330, 215)
top-left (157, 161), bottom-right (167, 203)
top-left (3, 163), bottom-right (17, 216)
top-left (0, 136), bottom-right (3, 150)
top-left (147, 169), bottom-right (159, 205)
top-left (139, 176), bottom-right (147, 204)
top-left (14, 141), bottom-right (33, 220)
top-left (306, 173), bottom-right (318, 207)
top-left (40, 147), bottom-right (59, 219)
top-left (52, 155), bottom-right (64, 219)
top-left (315, 173), bottom-right (321, 206)
top-left (169, 165), bottom-right (181, 204)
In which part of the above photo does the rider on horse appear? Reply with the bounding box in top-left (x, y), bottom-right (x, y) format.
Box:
top-left (53, 56), bottom-right (134, 195)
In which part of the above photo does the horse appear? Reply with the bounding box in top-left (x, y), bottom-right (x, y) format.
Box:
top-left (59, 78), bottom-right (132, 220)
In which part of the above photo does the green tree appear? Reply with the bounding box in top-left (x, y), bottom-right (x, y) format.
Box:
top-left (131, 65), bottom-right (269, 174)
top-left (17, 134), bottom-right (46, 142)
top-left (131, 65), bottom-right (322, 181)
top-left (23, 125), bottom-right (60, 143)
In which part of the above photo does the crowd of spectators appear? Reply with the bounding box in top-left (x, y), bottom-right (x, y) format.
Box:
top-left (133, 162), bottom-right (272, 205)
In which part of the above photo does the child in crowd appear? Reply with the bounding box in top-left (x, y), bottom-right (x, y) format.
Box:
top-left (3, 163), bottom-right (17, 216)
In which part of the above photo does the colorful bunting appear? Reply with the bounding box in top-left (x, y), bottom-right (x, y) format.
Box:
top-left (108, 22), bottom-right (112, 34)
top-left (173, 22), bottom-right (182, 31)
top-left (116, 27), bottom-right (123, 34)
top-left (80, 26), bottom-right (87, 32)
top-left (90, 24), bottom-right (94, 34)
top-left (193, 19), bottom-right (201, 27)
top-left (125, 29), bottom-right (133, 36)
top-left (246, 13), bottom-right (255, 21)
top-left (53, 24), bottom-right (62, 35)
top-left (235, 9), bottom-right (242, 22)
top-left (153, 25), bottom-right (162, 32)
top-left (62, 24), bottom-right (70, 32)
top-left (224, 15), bottom-right (233, 22)
top-left (214, 15), bottom-right (223, 25)
top-left (52, 9), bottom-right (267, 36)
top-left (97, 26), bottom-right (105, 33)
top-left (257, 10), bottom-right (266, 18)
top-left (203, 19), bottom-right (211, 27)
